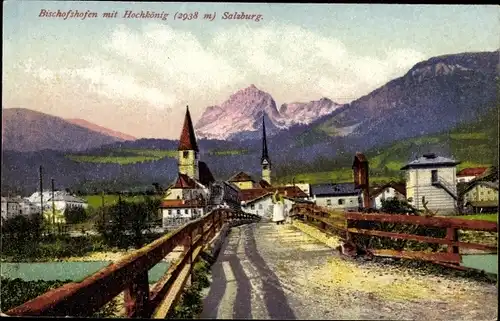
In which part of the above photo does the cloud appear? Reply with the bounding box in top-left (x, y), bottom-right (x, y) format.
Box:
top-left (211, 22), bottom-right (426, 101)
top-left (11, 21), bottom-right (427, 137)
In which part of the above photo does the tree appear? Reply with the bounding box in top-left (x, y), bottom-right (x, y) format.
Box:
top-left (97, 196), bottom-right (160, 249)
top-left (380, 198), bottom-right (419, 215)
top-left (64, 206), bottom-right (88, 224)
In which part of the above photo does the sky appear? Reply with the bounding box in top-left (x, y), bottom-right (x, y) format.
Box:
top-left (2, 2), bottom-right (499, 139)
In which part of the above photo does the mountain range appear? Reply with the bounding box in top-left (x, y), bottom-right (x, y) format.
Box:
top-left (1, 49), bottom-right (499, 193)
top-left (1, 108), bottom-right (130, 152)
top-left (194, 84), bottom-right (342, 140)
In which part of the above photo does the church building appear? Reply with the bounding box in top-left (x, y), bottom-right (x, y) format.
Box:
top-left (160, 106), bottom-right (216, 228)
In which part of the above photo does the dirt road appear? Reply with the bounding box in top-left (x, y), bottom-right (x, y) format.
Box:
top-left (201, 222), bottom-right (497, 320)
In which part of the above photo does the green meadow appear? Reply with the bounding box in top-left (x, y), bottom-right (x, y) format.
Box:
top-left (83, 194), bottom-right (158, 208)
top-left (67, 149), bottom-right (177, 165)
top-left (67, 148), bottom-right (249, 165)
top-left (207, 149), bottom-right (248, 156)
top-left (449, 213), bottom-right (498, 222)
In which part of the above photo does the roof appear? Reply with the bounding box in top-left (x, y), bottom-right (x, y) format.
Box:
top-left (172, 173), bottom-right (198, 189)
top-left (400, 153), bottom-right (460, 170)
top-left (242, 192), bottom-right (274, 205)
top-left (266, 186), bottom-right (308, 198)
top-left (178, 106), bottom-right (199, 152)
top-left (228, 171), bottom-right (255, 182)
top-left (310, 183), bottom-right (360, 196)
top-left (457, 167), bottom-right (488, 177)
top-left (159, 199), bottom-right (205, 208)
top-left (239, 188), bottom-right (270, 202)
top-left (472, 166), bottom-right (498, 183)
top-left (352, 152), bottom-right (368, 166)
top-left (199, 161), bottom-right (215, 186)
top-left (370, 181), bottom-right (406, 198)
top-left (49, 194), bottom-right (87, 203)
top-left (258, 179), bottom-right (272, 188)
top-left (239, 186), bottom-right (307, 202)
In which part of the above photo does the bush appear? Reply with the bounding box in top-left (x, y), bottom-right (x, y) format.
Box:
top-left (0, 277), bottom-right (119, 317)
top-left (168, 260), bottom-right (211, 319)
top-left (350, 199), bottom-right (446, 253)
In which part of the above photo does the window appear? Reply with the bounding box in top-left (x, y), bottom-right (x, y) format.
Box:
top-left (183, 151), bottom-right (189, 158)
top-left (338, 199), bottom-right (345, 205)
top-left (258, 204), bottom-right (263, 209)
top-left (184, 209), bottom-right (189, 214)
top-left (177, 209), bottom-right (181, 215)
top-left (326, 199), bottom-right (332, 206)
top-left (250, 204), bottom-right (255, 210)
top-left (168, 210), bottom-right (171, 215)
top-left (431, 170), bottom-right (438, 183)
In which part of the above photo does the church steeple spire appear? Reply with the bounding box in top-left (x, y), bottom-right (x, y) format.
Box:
top-left (261, 115), bottom-right (271, 185)
top-left (178, 105), bottom-right (199, 152)
top-left (261, 116), bottom-right (270, 164)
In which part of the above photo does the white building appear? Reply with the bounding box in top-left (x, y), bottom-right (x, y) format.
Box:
top-left (1, 196), bottom-right (40, 220)
top-left (241, 192), bottom-right (300, 219)
top-left (401, 153), bottom-right (460, 215)
top-left (370, 182), bottom-right (407, 209)
top-left (159, 199), bottom-right (205, 228)
top-left (28, 191), bottom-right (88, 212)
top-left (309, 183), bottom-right (361, 211)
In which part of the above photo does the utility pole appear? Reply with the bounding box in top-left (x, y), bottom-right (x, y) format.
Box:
top-left (101, 191), bottom-right (105, 226)
top-left (51, 178), bottom-right (56, 234)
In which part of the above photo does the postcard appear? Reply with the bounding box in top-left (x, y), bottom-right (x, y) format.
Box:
top-left (2, 2), bottom-right (498, 319)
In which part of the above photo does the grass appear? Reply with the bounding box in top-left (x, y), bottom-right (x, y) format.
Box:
top-left (279, 168), bottom-right (397, 185)
top-left (66, 148), bottom-right (177, 165)
top-left (83, 194), bottom-right (153, 208)
top-left (207, 149), bottom-right (248, 156)
top-left (67, 148), bottom-right (250, 165)
top-left (449, 213), bottom-right (498, 222)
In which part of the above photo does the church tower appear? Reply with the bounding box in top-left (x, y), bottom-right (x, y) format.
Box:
top-left (261, 116), bottom-right (272, 185)
top-left (178, 106), bottom-right (199, 180)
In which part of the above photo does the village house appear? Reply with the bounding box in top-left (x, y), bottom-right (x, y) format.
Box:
top-left (401, 153), bottom-right (460, 215)
top-left (160, 106), bottom-right (216, 228)
top-left (309, 183), bottom-right (362, 211)
top-left (208, 180), bottom-right (241, 212)
top-left (160, 199), bottom-right (205, 228)
top-left (369, 181), bottom-right (407, 209)
top-left (239, 186), bottom-right (308, 218)
top-left (461, 173), bottom-right (499, 213)
top-left (1, 197), bottom-right (23, 220)
top-left (234, 116), bottom-right (309, 216)
top-left (27, 190), bottom-right (88, 211)
top-left (457, 167), bottom-right (489, 183)
top-left (462, 181), bottom-right (499, 213)
top-left (284, 182), bottom-right (311, 197)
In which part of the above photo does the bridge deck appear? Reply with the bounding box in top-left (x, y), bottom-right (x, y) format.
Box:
top-left (202, 222), bottom-right (498, 320)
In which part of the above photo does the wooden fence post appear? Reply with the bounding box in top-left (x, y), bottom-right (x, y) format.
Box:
top-left (124, 271), bottom-right (150, 318)
top-left (184, 227), bottom-right (193, 287)
top-left (446, 227), bottom-right (459, 256)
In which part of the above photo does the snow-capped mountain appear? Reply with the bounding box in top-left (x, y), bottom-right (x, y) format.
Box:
top-left (194, 85), bottom-right (342, 141)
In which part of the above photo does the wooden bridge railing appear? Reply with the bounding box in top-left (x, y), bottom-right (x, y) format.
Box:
top-left (6, 209), bottom-right (261, 318)
top-left (291, 203), bottom-right (498, 269)
top-left (290, 203), bottom-right (347, 237)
